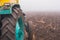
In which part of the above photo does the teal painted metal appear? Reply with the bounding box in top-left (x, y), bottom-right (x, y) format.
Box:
top-left (0, 8), bottom-right (12, 14)
top-left (15, 17), bottom-right (24, 40)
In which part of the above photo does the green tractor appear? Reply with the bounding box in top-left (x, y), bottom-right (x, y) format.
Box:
top-left (0, 0), bottom-right (25, 40)
top-left (0, 0), bottom-right (33, 40)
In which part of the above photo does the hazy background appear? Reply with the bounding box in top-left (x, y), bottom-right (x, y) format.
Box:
top-left (20, 0), bottom-right (60, 12)
top-left (20, 1), bottom-right (60, 40)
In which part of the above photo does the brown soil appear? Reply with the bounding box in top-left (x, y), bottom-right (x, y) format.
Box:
top-left (25, 12), bottom-right (60, 40)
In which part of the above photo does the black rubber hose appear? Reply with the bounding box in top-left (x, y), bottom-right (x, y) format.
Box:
top-left (0, 15), bottom-right (2, 36)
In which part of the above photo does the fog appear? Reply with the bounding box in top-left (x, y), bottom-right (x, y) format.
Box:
top-left (20, 0), bottom-right (60, 12)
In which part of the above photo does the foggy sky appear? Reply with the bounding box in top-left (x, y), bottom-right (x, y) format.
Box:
top-left (20, 0), bottom-right (60, 12)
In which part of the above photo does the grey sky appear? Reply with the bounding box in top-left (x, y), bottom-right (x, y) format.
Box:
top-left (20, 0), bottom-right (60, 12)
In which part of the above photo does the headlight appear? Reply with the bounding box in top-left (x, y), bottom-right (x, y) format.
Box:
top-left (3, 3), bottom-right (11, 9)
top-left (4, 3), bottom-right (10, 6)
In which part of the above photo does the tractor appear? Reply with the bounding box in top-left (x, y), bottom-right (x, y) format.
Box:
top-left (0, 0), bottom-right (33, 40)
